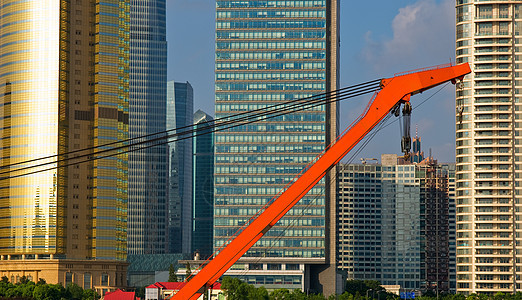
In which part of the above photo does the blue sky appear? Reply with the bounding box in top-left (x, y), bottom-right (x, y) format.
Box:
top-left (166, 0), bottom-right (457, 162)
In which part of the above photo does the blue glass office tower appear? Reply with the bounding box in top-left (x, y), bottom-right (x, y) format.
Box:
top-left (128, 0), bottom-right (168, 254)
top-left (167, 81), bottom-right (194, 254)
top-left (214, 0), bottom-right (339, 295)
top-left (192, 110), bottom-right (215, 259)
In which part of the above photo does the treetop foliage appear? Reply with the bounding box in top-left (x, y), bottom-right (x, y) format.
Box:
top-left (0, 276), bottom-right (100, 300)
top-left (219, 278), bottom-right (522, 300)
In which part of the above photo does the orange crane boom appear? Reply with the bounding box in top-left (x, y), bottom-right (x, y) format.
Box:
top-left (172, 63), bottom-right (471, 300)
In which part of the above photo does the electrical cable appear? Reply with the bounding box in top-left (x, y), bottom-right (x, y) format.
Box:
top-left (229, 112), bottom-right (395, 282)
top-left (1, 82), bottom-right (382, 180)
top-left (197, 83), bottom-right (448, 282)
top-left (0, 79), bottom-right (382, 171)
top-left (184, 90), bottom-right (389, 281)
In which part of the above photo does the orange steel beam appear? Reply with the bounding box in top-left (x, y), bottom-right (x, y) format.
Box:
top-left (172, 63), bottom-right (471, 300)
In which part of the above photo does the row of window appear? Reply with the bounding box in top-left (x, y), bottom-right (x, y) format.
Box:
top-left (217, 50), bottom-right (325, 60)
top-left (217, 20), bottom-right (326, 29)
top-left (215, 133), bottom-right (324, 143)
top-left (215, 144), bottom-right (325, 153)
top-left (221, 108), bottom-right (327, 118)
top-left (216, 71), bottom-right (325, 81)
top-left (217, 30), bottom-right (324, 40)
top-left (214, 207), bottom-right (324, 217)
top-left (217, 41), bottom-right (325, 50)
top-left (215, 175), bottom-right (298, 185)
top-left (216, 61), bottom-right (325, 70)
top-left (214, 122), bottom-right (324, 135)
top-left (214, 216), bottom-right (324, 227)
top-left (216, 92), bottom-right (313, 101)
top-left (217, 9), bottom-right (325, 19)
top-left (216, 154), bottom-right (317, 164)
top-left (216, 1), bottom-right (325, 8)
top-left (216, 82), bottom-right (325, 91)
top-left (215, 165), bottom-right (316, 174)
top-left (215, 195), bottom-right (324, 206)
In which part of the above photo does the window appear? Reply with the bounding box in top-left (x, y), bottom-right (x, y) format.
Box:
top-left (101, 273), bottom-right (109, 286)
top-left (83, 273), bottom-right (91, 289)
top-left (249, 263), bottom-right (263, 270)
top-left (65, 272), bottom-right (73, 286)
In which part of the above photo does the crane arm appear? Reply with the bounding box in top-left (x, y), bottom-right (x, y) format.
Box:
top-left (172, 63), bottom-right (471, 300)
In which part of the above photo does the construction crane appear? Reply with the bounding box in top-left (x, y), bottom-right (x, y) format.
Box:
top-left (171, 63), bottom-right (471, 300)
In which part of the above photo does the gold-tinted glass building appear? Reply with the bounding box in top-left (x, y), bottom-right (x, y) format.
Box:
top-left (0, 0), bottom-right (129, 294)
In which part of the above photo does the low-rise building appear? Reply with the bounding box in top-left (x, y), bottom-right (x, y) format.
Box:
top-left (176, 258), bottom-right (307, 291)
top-left (145, 282), bottom-right (222, 300)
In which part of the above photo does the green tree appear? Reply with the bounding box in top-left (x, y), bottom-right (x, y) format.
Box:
top-left (291, 289), bottom-right (310, 300)
top-left (221, 277), bottom-right (258, 300)
top-left (66, 283), bottom-right (84, 300)
top-left (270, 288), bottom-right (291, 300)
top-left (338, 292), bottom-right (355, 300)
top-left (18, 276), bottom-right (29, 285)
top-left (0, 278), bottom-right (13, 297)
top-left (33, 283), bottom-right (66, 300)
top-left (168, 264), bottom-right (178, 282)
top-left (493, 292), bottom-right (505, 300)
top-left (16, 280), bottom-right (35, 299)
top-left (251, 286), bottom-right (269, 300)
top-left (82, 289), bottom-right (100, 300)
top-left (135, 286), bottom-right (146, 299)
top-left (345, 280), bottom-right (368, 296)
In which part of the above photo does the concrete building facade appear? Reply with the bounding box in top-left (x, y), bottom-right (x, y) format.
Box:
top-left (456, 1), bottom-right (522, 294)
top-left (337, 156), bottom-right (454, 292)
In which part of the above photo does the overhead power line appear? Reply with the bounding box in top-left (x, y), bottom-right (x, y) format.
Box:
top-left (1, 79), bottom-right (382, 180)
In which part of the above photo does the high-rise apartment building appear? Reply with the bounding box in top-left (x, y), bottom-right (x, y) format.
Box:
top-left (166, 81), bottom-right (193, 254)
top-left (0, 0), bottom-right (129, 294)
top-left (337, 155), bottom-right (453, 292)
top-left (128, 0), bottom-right (168, 255)
top-left (456, 1), bottom-right (521, 294)
top-left (337, 160), bottom-right (422, 290)
top-left (192, 110), bottom-right (214, 259)
top-left (214, 0), bottom-right (339, 294)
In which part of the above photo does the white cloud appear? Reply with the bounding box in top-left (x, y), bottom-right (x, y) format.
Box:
top-left (362, 0), bottom-right (454, 74)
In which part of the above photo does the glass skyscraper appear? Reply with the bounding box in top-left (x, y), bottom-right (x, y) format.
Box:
top-left (456, 1), bottom-right (522, 294)
top-left (167, 81), bottom-right (194, 254)
top-left (214, 0), bottom-right (339, 294)
top-left (192, 110), bottom-right (215, 259)
top-left (0, 0), bottom-right (129, 293)
top-left (128, 0), bottom-right (168, 255)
